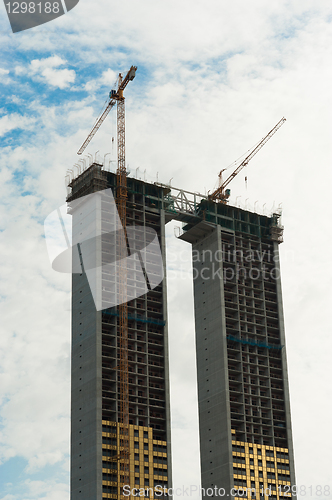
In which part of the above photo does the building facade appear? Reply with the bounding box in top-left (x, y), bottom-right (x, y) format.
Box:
top-left (67, 163), bottom-right (172, 500)
top-left (179, 200), bottom-right (296, 500)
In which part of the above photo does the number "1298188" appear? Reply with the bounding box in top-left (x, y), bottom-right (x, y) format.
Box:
top-left (5, 2), bottom-right (60, 14)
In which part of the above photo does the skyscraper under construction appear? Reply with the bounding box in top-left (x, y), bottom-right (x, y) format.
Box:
top-left (179, 199), bottom-right (296, 500)
top-left (67, 160), bottom-right (296, 500)
top-left (68, 163), bottom-right (172, 500)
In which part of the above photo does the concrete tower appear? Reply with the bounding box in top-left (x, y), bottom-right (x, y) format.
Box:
top-left (179, 199), bottom-right (296, 500)
top-left (67, 163), bottom-right (172, 500)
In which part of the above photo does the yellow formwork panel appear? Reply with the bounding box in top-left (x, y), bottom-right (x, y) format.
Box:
top-left (231, 436), bottom-right (290, 500)
top-left (102, 421), bottom-right (168, 499)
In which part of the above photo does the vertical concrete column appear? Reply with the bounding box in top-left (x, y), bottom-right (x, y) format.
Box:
top-left (161, 208), bottom-right (173, 490)
top-left (71, 194), bottom-right (103, 500)
top-left (192, 225), bottom-right (234, 493)
top-left (272, 242), bottom-right (297, 494)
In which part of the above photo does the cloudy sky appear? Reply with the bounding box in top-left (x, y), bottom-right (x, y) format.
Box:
top-left (0, 1), bottom-right (332, 499)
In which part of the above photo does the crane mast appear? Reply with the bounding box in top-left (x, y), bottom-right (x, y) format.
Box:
top-left (116, 71), bottom-right (130, 499)
top-left (76, 65), bottom-right (137, 497)
top-left (209, 117), bottom-right (286, 203)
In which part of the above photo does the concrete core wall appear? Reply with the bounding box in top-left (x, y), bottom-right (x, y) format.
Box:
top-left (71, 196), bottom-right (103, 500)
top-left (192, 225), bottom-right (234, 493)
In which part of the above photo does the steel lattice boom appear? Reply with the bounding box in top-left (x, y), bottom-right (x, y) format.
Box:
top-left (77, 65), bottom-right (137, 156)
top-left (209, 117), bottom-right (286, 203)
top-left (77, 100), bottom-right (116, 155)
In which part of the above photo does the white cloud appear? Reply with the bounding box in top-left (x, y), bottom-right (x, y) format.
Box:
top-left (14, 56), bottom-right (75, 89)
top-left (28, 56), bottom-right (76, 89)
top-left (81, 68), bottom-right (117, 94)
top-left (39, 66), bottom-right (75, 89)
top-left (100, 68), bottom-right (117, 87)
top-left (14, 66), bottom-right (24, 76)
top-left (0, 114), bottom-right (35, 137)
top-left (0, 68), bottom-right (10, 84)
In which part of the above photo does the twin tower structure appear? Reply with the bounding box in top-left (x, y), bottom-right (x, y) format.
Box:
top-left (67, 162), bottom-right (296, 500)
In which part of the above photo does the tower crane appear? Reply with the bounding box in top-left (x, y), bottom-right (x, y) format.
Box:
top-left (209, 117), bottom-right (286, 203)
top-left (77, 65), bottom-right (137, 156)
top-left (77, 65), bottom-right (137, 496)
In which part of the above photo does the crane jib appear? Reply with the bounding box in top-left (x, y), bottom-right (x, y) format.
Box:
top-left (210, 117), bottom-right (286, 201)
top-left (77, 99), bottom-right (116, 155)
top-left (76, 68), bottom-right (137, 156)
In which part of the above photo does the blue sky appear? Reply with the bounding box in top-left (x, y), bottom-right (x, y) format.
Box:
top-left (1, 1), bottom-right (332, 499)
